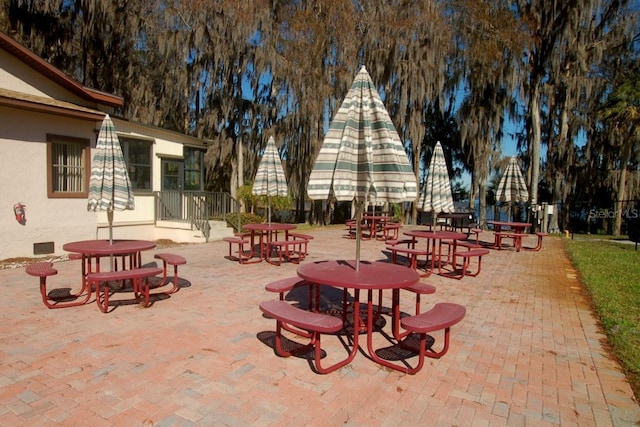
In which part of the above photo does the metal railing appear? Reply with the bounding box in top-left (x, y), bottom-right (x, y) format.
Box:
top-left (154, 191), bottom-right (237, 241)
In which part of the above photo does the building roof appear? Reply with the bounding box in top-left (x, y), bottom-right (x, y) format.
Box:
top-left (0, 31), bottom-right (123, 109)
top-left (0, 87), bottom-right (106, 120)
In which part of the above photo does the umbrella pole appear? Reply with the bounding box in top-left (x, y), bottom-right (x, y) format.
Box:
top-left (355, 201), bottom-right (364, 271)
top-left (268, 196), bottom-right (271, 225)
top-left (107, 209), bottom-right (115, 271)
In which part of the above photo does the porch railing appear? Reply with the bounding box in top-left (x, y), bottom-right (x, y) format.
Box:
top-left (154, 191), bottom-right (237, 241)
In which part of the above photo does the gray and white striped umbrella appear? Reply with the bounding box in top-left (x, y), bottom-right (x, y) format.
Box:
top-left (87, 114), bottom-right (135, 245)
top-left (418, 141), bottom-right (454, 222)
top-left (496, 157), bottom-right (529, 203)
top-left (307, 66), bottom-right (416, 203)
top-left (307, 66), bottom-right (417, 269)
top-left (252, 136), bottom-right (287, 223)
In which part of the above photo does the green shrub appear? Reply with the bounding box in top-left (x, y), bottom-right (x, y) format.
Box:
top-left (223, 212), bottom-right (265, 232)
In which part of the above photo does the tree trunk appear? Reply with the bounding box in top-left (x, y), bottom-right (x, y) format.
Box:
top-left (528, 82), bottom-right (542, 231)
top-left (614, 136), bottom-right (632, 236)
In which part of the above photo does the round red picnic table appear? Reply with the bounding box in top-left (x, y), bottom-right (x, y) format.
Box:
top-left (297, 260), bottom-right (419, 372)
top-left (63, 239), bottom-right (156, 271)
top-left (402, 229), bottom-right (466, 275)
top-left (243, 223), bottom-right (297, 261)
top-left (63, 239), bottom-right (156, 257)
top-left (62, 239), bottom-right (157, 297)
top-left (363, 214), bottom-right (393, 240)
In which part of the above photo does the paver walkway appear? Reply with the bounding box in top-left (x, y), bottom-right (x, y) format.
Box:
top-left (0, 226), bottom-right (638, 426)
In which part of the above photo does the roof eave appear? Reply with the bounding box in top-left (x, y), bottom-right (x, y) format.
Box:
top-left (0, 96), bottom-right (106, 121)
top-left (0, 31), bottom-right (123, 108)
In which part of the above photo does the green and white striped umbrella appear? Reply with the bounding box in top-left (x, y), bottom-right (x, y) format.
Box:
top-left (418, 141), bottom-right (454, 225)
top-left (252, 136), bottom-right (287, 224)
top-left (496, 157), bottom-right (529, 203)
top-left (307, 66), bottom-right (417, 204)
top-left (87, 114), bottom-right (135, 245)
top-left (307, 66), bottom-right (417, 269)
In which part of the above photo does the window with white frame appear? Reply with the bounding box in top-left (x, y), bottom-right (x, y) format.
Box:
top-left (119, 136), bottom-right (152, 191)
top-left (47, 134), bottom-right (90, 198)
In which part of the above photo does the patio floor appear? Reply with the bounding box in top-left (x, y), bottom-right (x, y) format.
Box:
top-left (1, 226), bottom-right (639, 426)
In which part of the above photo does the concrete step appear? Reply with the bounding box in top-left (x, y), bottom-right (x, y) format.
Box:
top-left (207, 220), bottom-right (235, 241)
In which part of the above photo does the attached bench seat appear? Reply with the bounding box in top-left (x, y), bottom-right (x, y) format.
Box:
top-left (381, 222), bottom-right (402, 241)
top-left (493, 231), bottom-right (527, 251)
top-left (288, 232), bottom-right (314, 257)
top-left (450, 249), bottom-right (489, 279)
top-left (384, 303), bottom-right (466, 375)
top-left (267, 237), bottom-right (310, 266)
top-left (345, 220), bottom-right (371, 240)
top-left (265, 276), bottom-right (311, 300)
top-left (265, 277), bottom-right (315, 337)
top-left (87, 267), bottom-right (163, 313)
top-left (470, 228), bottom-right (483, 245)
top-left (154, 253), bottom-right (187, 294)
top-left (404, 282), bottom-right (437, 315)
top-left (391, 282), bottom-right (437, 340)
top-left (386, 239), bottom-right (430, 276)
top-left (523, 232), bottom-right (548, 251)
top-left (259, 300), bottom-right (346, 374)
top-left (26, 261), bottom-right (93, 309)
top-left (223, 236), bottom-right (259, 264)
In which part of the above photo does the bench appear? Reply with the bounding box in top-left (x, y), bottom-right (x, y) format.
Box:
top-left (381, 222), bottom-right (401, 241)
top-left (265, 276), bottom-right (310, 300)
top-left (265, 277), bottom-right (316, 337)
top-left (223, 236), bottom-right (259, 264)
top-left (259, 300), bottom-right (345, 374)
top-left (523, 232), bottom-right (548, 251)
top-left (267, 238), bottom-right (309, 266)
top-left (390, 302), bottom-right (465, 374)
top-left (87, 267), bottom-right (163, 313)
top-left (288, 232), bottom-right (314, 256)
top-left (345, 220), bottom-right (370, 240)
top-left (470, 228), bottom-right (483, 245)
top-left (450, 248), bottom-right (489, 279)
top-left (154, 253), bottom-right (187, 294)
top-left (405, 282), bottom-right (437, 315)
top-left (386, 240), bottom-right (430, 276)
top-left (391, 282), bottom-right (437, 340)
top-left (493, 232), bottom-right (526, 251)
top-left (440, 239), bottom-right (481, 265)
top-left (26, 261), bottom-right (93, 309)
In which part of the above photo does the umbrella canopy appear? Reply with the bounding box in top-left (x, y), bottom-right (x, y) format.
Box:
top-left (418, 141), bottom-right (454, 226)
top-left (252, 136), bottom-right (288, 223)
top-left (496, 157), bottom-right (529, 203)
top-left (307, 65), bottom-right (417, 269)
top-left (87, 114), bottom-right (135, 245)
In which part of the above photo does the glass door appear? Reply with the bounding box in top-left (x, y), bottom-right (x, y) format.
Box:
top-left (159, 159), bottom-right (183, 220)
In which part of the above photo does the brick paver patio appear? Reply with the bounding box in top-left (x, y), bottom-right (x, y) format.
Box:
top-left (1, 226), bottom-right (639, 426)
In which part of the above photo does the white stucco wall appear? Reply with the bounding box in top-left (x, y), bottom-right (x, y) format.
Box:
top-left (0, 107), bottom-right (99, 259)
top-left (0, 42), bottom-right (209, 261)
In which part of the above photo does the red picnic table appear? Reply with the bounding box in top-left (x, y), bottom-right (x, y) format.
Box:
top-left (297, 260), bottom-right (420, 373)
top-left (486, 221), bottom-right (532, 251)
top-left (395, 229), bottom-right (466, 276)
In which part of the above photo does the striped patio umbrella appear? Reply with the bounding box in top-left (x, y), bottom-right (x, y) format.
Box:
top-left (87, 114), bottom-right (135, 247)
top-left (418, 141), bottom-right (454, 226)
top-left (496, 156), bottom-right (529, 221)
top-left (307, 65), bottom-right (417, 269)
top-left (496, 157), bottom-right (529, 203)
top-left (252, 136), bottom-right (288, 224)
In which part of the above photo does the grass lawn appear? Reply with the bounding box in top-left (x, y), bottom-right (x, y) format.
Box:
top-left (564, 237), bottom-right (640, 401)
